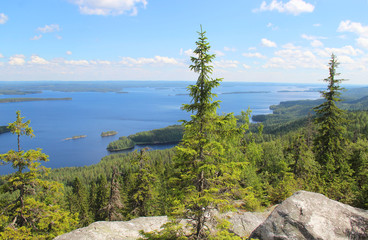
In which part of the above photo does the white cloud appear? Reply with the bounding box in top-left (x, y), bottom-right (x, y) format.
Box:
top-left (64, 60), bottom-right (90, 65)
top-left (261, 38), bottom-right (277, 48)
top-left (0, 13), bottom-right (8, 24)
top-left (0, 53), bottom-right (4, 58)
top-left (310, 40), bottom-right (323, 48)
top-left (66, 51), bottom-right (73, 55)
top-left (263, 49), bottom-right (325, 69)
top-left (357, 37), bottom-right (368, 49)
top-left (213, 50), bottom-right (225, 57)
top-left (242, 64), bottom-right (251, 69)
top-left (313, 23), bottom-right (321, 27)
top-left (338, 20), bottom-right (368, 37)
top-left (282, 43), bottom-right (300, 49)
top-left (213, 60), bottom-right (239, 68)
top-left (267, 22), bottom-right (278, 30)
top-left (254, 0), bottom-right (314, 15)
top-left (120, 56), bottom-right (180, 66)
top-left (70, 0), bottom-right (147, 16)
top-left (242, 52), bottom-right (267, 59)
top-left (224, 46), bottom-right (237, 52)
top-left (90, 60), bottom-right (111, 65)
top-left (323, 45), bottom-right (363, 57)
top-left (31, 35), bottom-right (43, 41)
top-left (9, 55), bottom-right (26, 66)
top-left (37, 24), bottom-right (60, 33)
top-left (248, 47), bottom-right (257, 51)
top-left (184, 49), bottom-right (194, 57)
top-left (28, 55), bottom-right (50, 65)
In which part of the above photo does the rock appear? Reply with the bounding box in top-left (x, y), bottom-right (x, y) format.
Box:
top-left (54, 216), bottom-right (168, 240)
top-left (220, 206), bottom-right (275, 237)
top-left (249, 190), bottom-right (368, 240)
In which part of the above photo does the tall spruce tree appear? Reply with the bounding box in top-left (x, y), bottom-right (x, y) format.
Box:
top-left (95, 173), bottom-right (109, 220)
top-left (101, 167), bottom-right (124, 221)
top-left (313, 54), bottom-right (355, 202)
top-left (70, 177), bottom-right (90, 227)
top-left (170, 26), bottom-right (247, 239)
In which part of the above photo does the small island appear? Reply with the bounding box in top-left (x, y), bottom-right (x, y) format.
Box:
top-left (0, 97), bottom-right (72, 103)
top-left (101, 131), bottom-right (118, 137)
top-left (63, 135), bottom-right (87, 141)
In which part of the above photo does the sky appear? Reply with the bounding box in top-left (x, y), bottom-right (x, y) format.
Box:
top-left (0, 0), bottom-right (367, 84)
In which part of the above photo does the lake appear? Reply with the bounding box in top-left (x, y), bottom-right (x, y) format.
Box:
top-left (0, 81), bottom-right (323, 175)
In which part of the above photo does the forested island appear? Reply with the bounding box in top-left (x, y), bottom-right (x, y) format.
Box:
top-left (106, 125), bottom-right (183, 151)
top-left (63, 135), bottom-right (87, 141)
top-left (0, 126), bottom-right (10, 134)
top-left (0, 30), bottom-right (367, 239)
top-left (0, 97), bottom-right (72, 103)
top-left (101, 131), bottom-right (118, 137)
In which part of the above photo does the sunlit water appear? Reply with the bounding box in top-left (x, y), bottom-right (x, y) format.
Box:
top-left (0, 81), bottom-right (322, 175)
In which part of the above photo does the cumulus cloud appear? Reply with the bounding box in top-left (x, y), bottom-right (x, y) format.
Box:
top-left (261, 38), bottom-right (277, 48)
top-left (0, 13), bottom-right (8, 24)
top-left (242, 64), bottom-right (251, 69)
top-left (224, 46), bottom-right (237, 52)
top-left (357, 37), bottom-right (368, 49)
top-left (321, 45), bottom-right (363, 57)
top-left (70, 0), bottom-right (147, 16)
top-left (37, 24), bottom-right (60, 33)
top-left (183, 49), bottom-right (194, 57)
top-left (9, 55), bottom-right (26, 66)
top-left (254, 0), bottom-right (314, 15)
top-left (263, 49), bottom-right (325, 69)
top-left (301, 34), bottom-right (326, 47)
top-left (213, 60), bottom-right (239, 68)
top-left (120, 56), bottom-right (180, 66)
top-left (28, 55), bottom-right (50, 65)
top-left (213, 50), bottom-right (225, 57)
top-left (66, 51), bottom-right (73, 55)
top-left (90, 60), bottom-right (111, 65)
top-left (337, 21), bottom-right (368, 49)
top-left (338, 20), bottom-right (368, 37)
top-left (31, 35), bottom-right (43, 41)
top-left (64, 60), bottom-right (90, 65)
top-left (242, 52), bottom-right (267, 59)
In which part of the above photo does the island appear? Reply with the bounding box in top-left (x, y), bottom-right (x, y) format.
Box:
top-left (63, 135), bottom-right (87, 141)
top-left (0, 126), bottom-right (10, 134)
top-left (101, 131), bottom-right (118, 137)
top-left (0, 98), bottom-right (72, 103)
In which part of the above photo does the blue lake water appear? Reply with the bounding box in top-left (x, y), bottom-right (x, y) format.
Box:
top-left (0, 81), bottom-right (323, 175)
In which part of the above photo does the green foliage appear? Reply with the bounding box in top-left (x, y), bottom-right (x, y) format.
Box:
top-left (94, 173), bottom-right (109, 221)
top-left (107, 136), bottom-right (136, 151)
top-left (69, 177), bottom-right (91, 227)
top-left (0, 111), bottom-right (78, 239)
top-left (101, 167), bottom-right (124, 221)
top-left (129, 125), bottom-right (184, 144)
top-left (313, 54), bottom-right (355, 203)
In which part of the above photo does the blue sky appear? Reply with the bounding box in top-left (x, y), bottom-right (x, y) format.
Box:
top-left (0, 0), bottom-right (367, 84)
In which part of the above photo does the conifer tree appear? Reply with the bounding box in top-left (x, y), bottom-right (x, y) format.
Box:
top-left (101, 167), bottom-right (124, 221)
top-left (313, 54), bottom-right (355, 202)
top-left (95, 173), bottom-right (109, 220)
top-left (128, 149), bottom-right (157, 217)
top-left (0, 111), bottom-right (77, 239)
top-left (70, 177), bottom-right (90, 227)
top-left (171, 26), bottom-right (247, 239)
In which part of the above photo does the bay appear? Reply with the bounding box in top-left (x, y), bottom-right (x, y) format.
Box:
top-left (0, 81), bottom-right (322, 175)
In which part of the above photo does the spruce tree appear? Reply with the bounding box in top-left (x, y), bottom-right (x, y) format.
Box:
top-left (0, 111), bottom-right (77, 239)
top-left (95, 173), bottom-right (109, 220)
top-left (101, 167), bottom-right (124, 221)
top-left (70, 177), bottom-right (90, 227)
top-left (171, 26), bottom-right (247, 239)
top-left (313, 54), bottom-right (355, 202)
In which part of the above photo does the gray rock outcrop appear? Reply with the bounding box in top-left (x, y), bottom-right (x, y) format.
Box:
top-left (54, 216), bottom-right (168, 240)
top-left (250, 190), bottom-right (368, 240)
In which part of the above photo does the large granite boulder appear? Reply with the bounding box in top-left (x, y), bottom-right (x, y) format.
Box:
top-left (250, 190), bottom-right (368, 240)
top-left (54, 216), bottom-right (168, 240)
